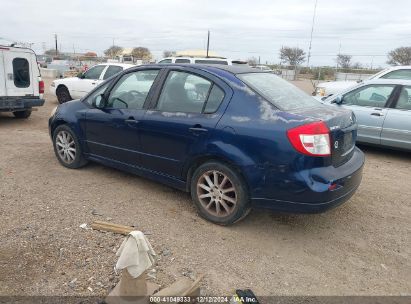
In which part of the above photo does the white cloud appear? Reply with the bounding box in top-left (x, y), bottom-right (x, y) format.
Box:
top-left (1, 0), bottom-right (410, 66)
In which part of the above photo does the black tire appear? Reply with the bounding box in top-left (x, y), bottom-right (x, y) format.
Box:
top-left (52, 125), bottom-right (88, 169)
top-left (13, 110), bottom-right (32, 119)
top-left (56, 86), bottom-right (72, 104)
top-left (190, 161), bottom-right (251, 225)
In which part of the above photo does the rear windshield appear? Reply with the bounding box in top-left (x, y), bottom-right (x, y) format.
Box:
top-left (13, 58), bottom-right (30, 88)
top-left (238, 72), bottom-right (319, 110)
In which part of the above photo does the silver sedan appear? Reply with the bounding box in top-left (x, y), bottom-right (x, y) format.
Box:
top-left (323, 79), bottom-right (411, 151)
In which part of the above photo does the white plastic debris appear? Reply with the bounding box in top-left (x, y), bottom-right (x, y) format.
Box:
top-left (115, 231), bottom-right (156, 278)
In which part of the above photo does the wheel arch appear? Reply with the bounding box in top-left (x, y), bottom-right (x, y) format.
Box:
top-left (184, 154), bottom-right (250, 193)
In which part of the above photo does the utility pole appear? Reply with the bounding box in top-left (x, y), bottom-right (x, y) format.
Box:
top-left (307, 0), bottom-right (318, 67)
top-left (206, 30), bottom-right (210, 58)
top-left (54, 34), bottom-right (58, 56)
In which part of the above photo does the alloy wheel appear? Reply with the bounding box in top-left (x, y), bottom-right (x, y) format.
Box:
top-left (56, 130), bottom-right (76, 164)
top-left (196, 170), bottom-right (237, 217)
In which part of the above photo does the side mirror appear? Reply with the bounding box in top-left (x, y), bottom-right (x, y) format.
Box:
top-left (92, 94), bottom-right (105, 109)
top-left (77, 72), bottom-right (85, 79)
top-left (334, 96), bottom-right (343, 105)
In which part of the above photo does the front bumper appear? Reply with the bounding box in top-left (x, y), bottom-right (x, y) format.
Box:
top-left (0, 98), bottom-right (45, 111)
top-left (251, 147), bottom-right (365, 213)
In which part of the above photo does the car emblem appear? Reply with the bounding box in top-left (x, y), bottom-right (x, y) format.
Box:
top-left (334, 141), bottom-right (339, 149)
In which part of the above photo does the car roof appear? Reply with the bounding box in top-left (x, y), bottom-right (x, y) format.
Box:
top-left (99, 63), bottom-right (135, 68)
top-left (136, 63), bottom-right (264, 75)
top-left (362, 79), bottom-right (411, 86)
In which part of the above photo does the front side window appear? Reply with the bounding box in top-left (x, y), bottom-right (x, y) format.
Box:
top-left (395, 86), bottom-right (411, 110)
top-left (107, 70), bottom-right (159, 109)
top-left (175, 58), bottom-right (190, 63)
top-left (12, 58), bottom-right (30, 88)
top-left (380, 69), bottom-right (411, 80)
top-left (156, 71), bottom-right (213, 113)
top-left (343, 85), bottom-right (395, 107)
top-left (83, 65), bottom-right (106, 80)
top-left (238, 72), bottom-right (319, 110)
top-left (103, 65), bottom-right (123, 80)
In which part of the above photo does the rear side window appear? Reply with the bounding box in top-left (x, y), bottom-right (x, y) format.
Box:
top-left (204, 85), bottom-right (225, 113)
top-left (103, 65), bottom-right (123, 80)
top-left (380, 70), bottom-right (411, 80)
top-left (13, 58), bottom-right (30, 88)
top-left (238, 72), bottom-right (319, 110)
top-left (195, 60), bottom-right (228, 65)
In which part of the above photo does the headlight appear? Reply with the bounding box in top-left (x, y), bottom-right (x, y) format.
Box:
top-left (50, 106), bottom-right (58, 117)
top-left (316, 87), bottom-right (326, 96)
top-left (51, 82), bottom-right (55, 87)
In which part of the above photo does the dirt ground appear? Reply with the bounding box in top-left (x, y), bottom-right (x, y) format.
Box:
top-left (0, 78), bottom-right (410, 297)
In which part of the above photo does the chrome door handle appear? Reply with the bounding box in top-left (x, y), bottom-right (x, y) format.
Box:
top-left (189, 126), bottom-right (208, 134)
top-left (371, 113), bottom-right (383, 117)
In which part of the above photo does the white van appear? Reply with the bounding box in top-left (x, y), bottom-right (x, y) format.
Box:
top-left (158, 57), bottom-right (247, 65)
top-left (0, 45), bottom-right (45, 118)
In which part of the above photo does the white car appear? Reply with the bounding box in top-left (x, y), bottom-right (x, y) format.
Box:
top-left (314, 66), bottom-right (411, 99)
top-left (50, 63), bottom-right (134, 103)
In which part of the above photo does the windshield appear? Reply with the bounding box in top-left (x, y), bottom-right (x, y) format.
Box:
top-left (238, 72), bottom-right (320, 110)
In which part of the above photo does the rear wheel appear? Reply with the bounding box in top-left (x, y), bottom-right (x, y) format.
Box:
top-left (190, 161), bottom-right (250, 225)
top-left (13, 110), bottom-right (32, 119)
top-left (56, 86), bottom-right (72, 104)
top-left (52, 125), bottom-right (88, 169)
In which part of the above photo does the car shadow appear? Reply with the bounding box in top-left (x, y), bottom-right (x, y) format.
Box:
top-left (357, 144), bottom-right (410, 160)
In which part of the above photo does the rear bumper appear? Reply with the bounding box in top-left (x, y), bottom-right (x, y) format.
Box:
top-left (251, 147), bottom-right (365, 213)
top-left (0, 98), bottom-right (45, 111)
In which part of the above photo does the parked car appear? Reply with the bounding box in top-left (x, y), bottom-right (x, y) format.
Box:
top-left (49, 64), bottom-right (364, 225)
top-left (253, 65), bottom-right (273, 72)
top-left (0, 45), bottom-right (45, 118)
top-left (323, 79), bottom-right (411, 151)
top-left (314, 66), bottom-right (411, 98)
top-left (158, 57), bottom-right (247, 65)
top-left (50, 63), bottom-right (135, 103)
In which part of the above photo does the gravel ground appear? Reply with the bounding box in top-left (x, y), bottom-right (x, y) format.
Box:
top-left (0, 78), bottom-right (410, 297)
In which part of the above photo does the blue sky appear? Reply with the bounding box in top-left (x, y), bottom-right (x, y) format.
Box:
top-left (1, 0), bottom-right (410, 67)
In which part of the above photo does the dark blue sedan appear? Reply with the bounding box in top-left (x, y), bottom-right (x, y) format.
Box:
top-left (49, 64), bottom-right (364, 225)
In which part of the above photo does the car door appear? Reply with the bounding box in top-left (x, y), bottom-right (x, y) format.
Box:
top-left (339, 84), bottom-right (396, 144)
top-left (72, 65), bottom-right (107, 98)
top-left (380, 85), bottom-right (411, 150)
top-left (138, 68), bottom-right (229, 178)
top-left (84, 69), bottom-right (161, 166)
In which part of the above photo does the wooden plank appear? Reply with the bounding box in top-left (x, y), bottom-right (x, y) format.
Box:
top-left (91, 220), bottom-right (135, 235)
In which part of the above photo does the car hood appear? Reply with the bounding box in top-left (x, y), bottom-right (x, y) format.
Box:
top-left (317, 81), bottom-right (358, 90)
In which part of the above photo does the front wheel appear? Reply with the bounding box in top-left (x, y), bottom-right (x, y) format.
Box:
top-left (56, 86), bottom-right (72, 104)
top-left (13, 110), bottom-right (32, 119)
top-left (52, 125), bottom-right (88, 169)
top-left (190, 161), bottom-right (251, 225)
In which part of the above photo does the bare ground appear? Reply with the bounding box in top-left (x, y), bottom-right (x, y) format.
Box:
top-left (0, 78), bottom-right (410, 297)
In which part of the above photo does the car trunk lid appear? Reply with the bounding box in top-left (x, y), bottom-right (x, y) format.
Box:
top-left (289, 105), bottom-right (357, 167)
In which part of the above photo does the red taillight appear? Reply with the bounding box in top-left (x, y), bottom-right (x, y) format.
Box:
top-left (39, 80), bottom-right (44, 94)
top-left (287, 121), bottom-right (331, 156)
